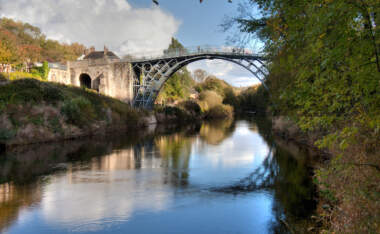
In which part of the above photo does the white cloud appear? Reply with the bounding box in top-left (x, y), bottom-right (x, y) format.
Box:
top-left (0, 0), bottom-right (180, 55)
top-left (188, 59), bottom-right (262, 87)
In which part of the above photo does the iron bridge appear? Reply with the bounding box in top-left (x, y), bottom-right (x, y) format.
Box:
top-left (128, 46), bottom-right (268, 109)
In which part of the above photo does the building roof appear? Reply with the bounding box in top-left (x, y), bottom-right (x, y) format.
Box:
top-left (83, 51), bottom-right (120, 60)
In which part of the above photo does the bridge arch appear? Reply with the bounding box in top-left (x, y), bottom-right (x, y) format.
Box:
top-left (79, 73), bottom-right (92, 89)
top-left (132, 53), bottom-right (268, 108)
top-left (159, 56), bottom-right (268, 89)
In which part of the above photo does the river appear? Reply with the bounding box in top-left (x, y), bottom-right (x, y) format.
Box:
top-left (0, 117), bottom-right (318, 234)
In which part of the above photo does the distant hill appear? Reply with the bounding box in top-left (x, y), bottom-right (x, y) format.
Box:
top-left (0, 18), bottom-right (86, 66)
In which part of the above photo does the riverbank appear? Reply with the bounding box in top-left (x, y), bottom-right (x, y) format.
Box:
top-left (272, 116), bottom-right (380, 233)
top-left (0, 78), bottom-right (236, 151)
top-left (0, 78), bottom-right (149, 150)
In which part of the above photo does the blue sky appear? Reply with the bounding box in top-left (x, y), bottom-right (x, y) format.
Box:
top-left (0, 0), bottom-right (262, 86)
top-left (129, 0), bottom-right (238, 46)
top-left (133, 0), bottom-right (262, 87)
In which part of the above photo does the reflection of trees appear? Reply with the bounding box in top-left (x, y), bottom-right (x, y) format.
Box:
top-left (0, 182), bottom-right (42, 233)
top-left (155, 134), bottom-right (194, 187)
top-left (199, 119), bottom-right (235, 145)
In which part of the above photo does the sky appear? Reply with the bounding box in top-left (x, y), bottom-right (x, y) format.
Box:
top-left (0, 0), bottom-right (262, 86)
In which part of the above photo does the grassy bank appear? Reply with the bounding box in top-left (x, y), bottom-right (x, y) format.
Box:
top-left (0, 78), bottom-right (147, 148)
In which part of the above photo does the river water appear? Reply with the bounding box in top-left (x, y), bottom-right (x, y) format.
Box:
top-left (0, 117), bottom-right (317, 234)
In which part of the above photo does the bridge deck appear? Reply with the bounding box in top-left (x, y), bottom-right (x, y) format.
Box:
top-left (126, 46), bottom-right (266, 63)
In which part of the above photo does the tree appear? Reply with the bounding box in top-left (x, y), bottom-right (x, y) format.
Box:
top-left (0, 41), bottom-right (13, 63)
top-left (193, 69), bottom-right (208, 83)
top-left (0, 17), bottom-right (86, 66)
top-left (231, 0), bottom-right (380, 147)
top-left (158, 38), bottom-right (195, 104)
top-left (164, 37), bottom-right (187, 55)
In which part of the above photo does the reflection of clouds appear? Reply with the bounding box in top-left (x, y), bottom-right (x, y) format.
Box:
top-left (190, 121), bottom-right (270, 186)
top-left (41, 148), bottom-right (172, 231)
top-left (4, 120), bottom-right (274, 232)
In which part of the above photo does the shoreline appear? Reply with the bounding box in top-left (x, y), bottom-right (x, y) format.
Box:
top-left (271, 115), bottom-right (380, 232)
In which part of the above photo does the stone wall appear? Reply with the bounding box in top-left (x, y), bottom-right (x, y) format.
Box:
top-left (48, 68), bottom-right (70, 85)
top-left (48, 58), bottom-right (135, 104)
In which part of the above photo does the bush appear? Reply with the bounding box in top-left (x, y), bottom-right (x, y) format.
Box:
top-left (205, 104), bottom-right (234, 120)
top-left (6, 71), bottom-right (42, 81)
top-left (179, 100), bottom-right (202, 116)
top-left (237, 84), bottom-right (269, 112)
top-left (0, 129), bottom-right (15, 142)
top-left (0, 79), bottom-right (66, 105)
top-left (195, 76), bottom-right (230, 97)
top-left (199, 90), bottom-right (223, 110)
top-left (0, 73), bottom-right (7, 82)
top-left (61, 97), bottom-right (95, 127)
top-left (223, 87), bottom-right (239, 107)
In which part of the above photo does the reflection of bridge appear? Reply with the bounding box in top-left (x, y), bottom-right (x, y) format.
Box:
top-left (129, 46), bottom-right (268, 108)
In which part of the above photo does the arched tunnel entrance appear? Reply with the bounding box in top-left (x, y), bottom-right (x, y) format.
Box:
top-left (79, 74), bottom-right (92, 89)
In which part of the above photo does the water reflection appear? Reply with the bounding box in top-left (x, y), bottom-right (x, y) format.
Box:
top-left (0, 118), bottom-right (317, 234)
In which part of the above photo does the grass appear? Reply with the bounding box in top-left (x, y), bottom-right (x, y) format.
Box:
top-left (0, 71), bottom-right (42, 81)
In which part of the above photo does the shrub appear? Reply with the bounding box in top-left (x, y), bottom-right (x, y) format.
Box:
top-left (179, 100), bottom-right (202, 116)
top-left (0, 73), bottom-right (7, 82)
top-left (61, 97), bottom-right (95, 127)
top-left (195, 76), bottom-right (230, 97)
top-left (205, 104), bottom-right (234, 120)
top-left (7, 71), bottom-right (42, 81)
top-left (41, 83), bottom-right (64, 103)
top-left (223, 87), bottom-right (239, 107)
top-left (0, 129), bottom-right (15, 142)
top-left (0, 79), bottom-right (67, 105)
top-left (199, 90), bottom-right (223, 110)
top-left (0, 79), bottom-right (44, 104)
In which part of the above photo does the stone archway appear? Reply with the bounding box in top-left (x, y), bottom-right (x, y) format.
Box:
top-left (79, 73), bottom-right (91, 89)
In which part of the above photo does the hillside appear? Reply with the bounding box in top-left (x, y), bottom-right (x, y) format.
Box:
top-left (0, 78), bottom-right (147, 148)
top-left (0, 17), bottom-right (85, 66)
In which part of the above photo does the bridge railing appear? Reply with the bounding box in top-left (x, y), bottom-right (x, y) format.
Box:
top-left (125, 45), bottom-right (264, 62)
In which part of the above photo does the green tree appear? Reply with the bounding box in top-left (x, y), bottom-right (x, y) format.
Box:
top-left (157, 38), bottom-right (195, 104)
top-left (232, 0), bottom-right (380, 148)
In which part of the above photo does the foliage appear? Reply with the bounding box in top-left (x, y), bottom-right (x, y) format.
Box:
top-left (157, 68), bottom-right (195, 104)
top-left (0, 79), bottom-right (144, 131)
top-left (0, 17), bottom-right (86, 66)
top-left (1, 71), bottom-right (42, 81)
top-left (0, 73), bottom-right (7, 82)
top-left (0, 129), bottom-right (15, 142)
top-left (234, 0), bottom-right (380, 148)
top-left (194, 76), bottom-right (231, 97)
top-left (204, 104), bottom-right (234, 119)
top-left (237, 84), bottom-right (269, 112)
top-left (178, 100), bottom-right (202, 116)
top-left (30, 61), bottom-right (50, 80)
top-left (164, 37), bottom-right (187, 55)
top-left (231, 0), bottom-right (380, 232)
top-left (157, 38), bottom-right (195, 104)
top-left (198, 90), bottom-right (224, 111)
top-left (61, 97), bottom-right (95, 126)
